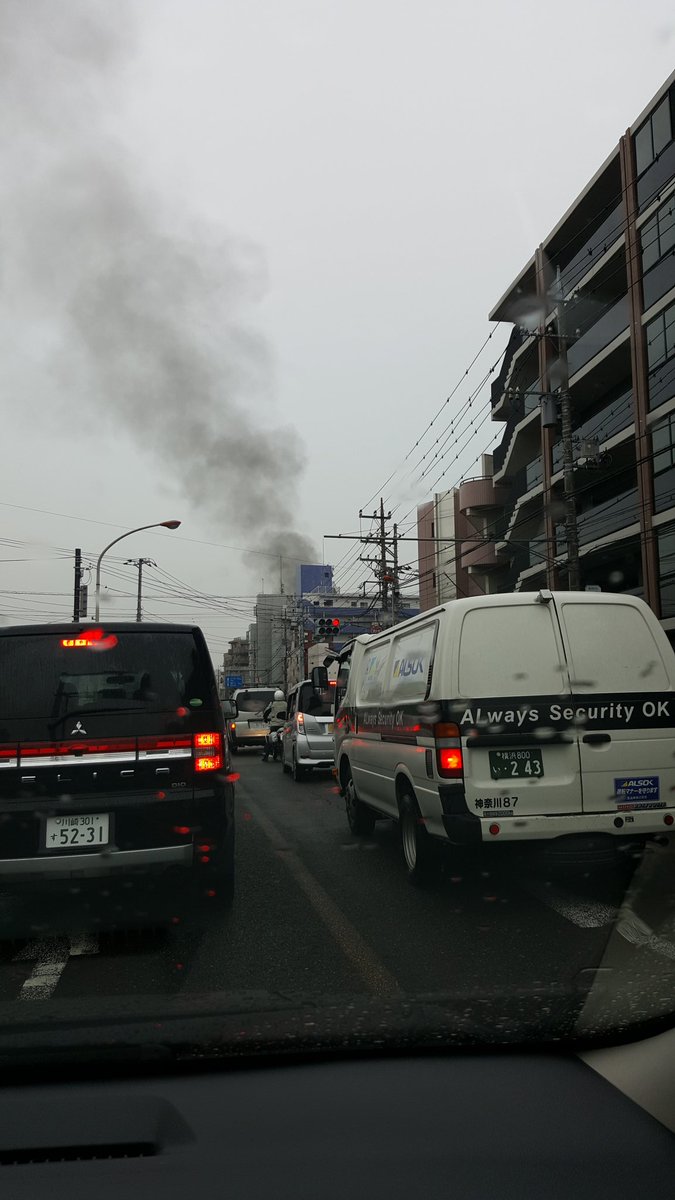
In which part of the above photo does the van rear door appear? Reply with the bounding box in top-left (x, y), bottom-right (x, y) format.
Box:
top-left (554, 597), bottom-right (675, 816)
top-left (456, 599), bottom-right (583, 819)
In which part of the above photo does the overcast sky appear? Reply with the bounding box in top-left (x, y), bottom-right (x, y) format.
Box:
top-left (1, 0), bottom-right (674, 663)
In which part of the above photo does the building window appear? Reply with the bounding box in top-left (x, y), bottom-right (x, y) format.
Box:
top-left (658, 524), bottom-right (675, 618)
top-left (641, 198), bottom-right (675, 272)
top-left (432, 571), bottom-right (437, 589)
top-left (646, 301), bottom-right (675, 372)
top-left (652, 412), bottom-right (675, 513)
top-left (635, 93), bottom-right (673, 176)
top-left (323, 599), bottom-right (334, 607)
top-left (431, 521), bottom-right (435, 537)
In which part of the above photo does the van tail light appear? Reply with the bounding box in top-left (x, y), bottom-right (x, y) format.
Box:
top-left (193, 731), bottom-right (223, 773)
top-left (230, 722), bottom-right (237, 731)
top-left (434, 722), bottom-right (463, 780)
top-left (297, 712), bottom-right (304, 728)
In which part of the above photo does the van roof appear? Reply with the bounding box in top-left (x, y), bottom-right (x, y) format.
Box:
top-left (362, 591), bottom-right (652, 645)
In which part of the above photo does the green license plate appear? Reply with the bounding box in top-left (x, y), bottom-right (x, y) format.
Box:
top-left (489, 749), bottom-right (544, 779)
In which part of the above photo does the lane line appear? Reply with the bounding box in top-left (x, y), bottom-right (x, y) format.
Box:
top-left (246, 798), bottom-right (400, 996)
top-left (14, 937), bottom-right (71, 1001)
top-left (12, 932), bottom-right (100, 1000)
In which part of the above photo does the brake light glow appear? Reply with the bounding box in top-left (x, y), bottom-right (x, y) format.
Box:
top-left (195, 732), bottom-right (218, 748)
top-left (297, 712), bottom-right (304, 728)
top-left (60, 628), bottom-right (118, 650)
top-left (195, 755), bottom-right (222, 772)
top-left (193, 732), bottom-right (223, 773)
top-left (434, 722), bottom-right (463, 779)
top-left (230, 722), bottom-right (237, 731)
top-left (438, 748), bottom-right (463, 773)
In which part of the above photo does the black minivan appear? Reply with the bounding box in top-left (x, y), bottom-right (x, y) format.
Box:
top-left (0, 622), bottom-right (235, 912)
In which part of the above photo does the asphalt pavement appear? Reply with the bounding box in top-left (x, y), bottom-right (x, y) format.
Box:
top-left (0, 753), bottom-right (674, 1037)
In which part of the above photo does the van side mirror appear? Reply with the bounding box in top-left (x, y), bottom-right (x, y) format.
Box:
top-left (276, 709), bottom-right (287, 720)
top-left (311, 666), bottom-right (329, 691)
top-left (221, 700), bottom-right (237, 718)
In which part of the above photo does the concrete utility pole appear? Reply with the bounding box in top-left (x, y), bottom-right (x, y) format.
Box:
top-left (554, 268), bottom-right (581, 590)
top-left (126, 558), bottom-right (157, 622)
top-left (73, 548), bottom-right (82, 622)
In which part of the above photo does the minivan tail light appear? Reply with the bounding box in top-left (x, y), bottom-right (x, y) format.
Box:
top-left (437, 747), bottom-right (464, 777)
top-left (193, 731), bottom-right (223, 773)
top-left (297, 712), bottom-right (304, 728)
top-left (434, 722), bottom-right (463, 779)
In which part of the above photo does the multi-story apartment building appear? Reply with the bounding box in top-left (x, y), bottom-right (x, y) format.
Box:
top-left (222, 636), bottom-right (250, 688)
top-left (419, 70), bottom-right (675, 642)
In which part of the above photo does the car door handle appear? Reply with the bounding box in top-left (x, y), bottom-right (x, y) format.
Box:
top-left (582, 733), bottom-right (611, 745)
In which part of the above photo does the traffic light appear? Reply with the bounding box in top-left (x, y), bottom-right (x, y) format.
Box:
top-left (316, 616), bottom-right (341, 639)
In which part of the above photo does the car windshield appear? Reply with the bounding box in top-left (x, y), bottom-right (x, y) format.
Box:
top-left (2, 0), bottom-right (675, 1080)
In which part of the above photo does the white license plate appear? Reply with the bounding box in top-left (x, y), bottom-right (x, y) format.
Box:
top-left (44, 814), bottom-right (110, 850)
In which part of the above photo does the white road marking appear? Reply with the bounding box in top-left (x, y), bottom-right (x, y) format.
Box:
top-left (12, 932), bottom-right (99, 1001)
top-left (525, 879), bottom-right (675, 961)
top-left (615, 913), bottom-right (675, 960)
top-left (523, 880), bottom-right (617, 928)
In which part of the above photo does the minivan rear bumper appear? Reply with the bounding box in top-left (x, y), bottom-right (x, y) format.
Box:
top-left (443, 807), bottom-right (673, 846)
top-left (0, 843), bottom-right (193, 881)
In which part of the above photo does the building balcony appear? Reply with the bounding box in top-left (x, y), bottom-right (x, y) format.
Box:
top-left (460, 539), bottom-right (505, 572)
top-left (493, 407), bottom-right (541, 483)
top-left (567, 294), bottom-right (630, 380)
top-left (458, 477), bottom-right (510, 515)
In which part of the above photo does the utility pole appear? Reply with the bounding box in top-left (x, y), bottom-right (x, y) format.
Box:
top-left (73, 548), bottom-right (82, 622)
top-left (359, 498), bottom-right (392, 613)
top-left (555, 268), bottom-right (581, 590)
top-left (391, 523), bottom-right (399, 624)
top-left (126, 558), bottom-right (156, 622)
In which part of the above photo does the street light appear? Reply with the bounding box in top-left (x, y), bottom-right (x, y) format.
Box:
top-left (94, 520), bottom-right (181, 621)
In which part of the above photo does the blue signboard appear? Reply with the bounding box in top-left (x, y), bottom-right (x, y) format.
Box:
top-left (225, 674), bottom-right (244, 688)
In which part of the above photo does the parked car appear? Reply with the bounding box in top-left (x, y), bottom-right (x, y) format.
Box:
top-left (0, 622), bottom-right (235, 911)
top-left (281, 679), bottom-right (335, 781)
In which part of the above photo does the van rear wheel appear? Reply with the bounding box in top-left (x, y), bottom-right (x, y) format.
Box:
top-left (344, 767), bottom-right (376, 835)
top-left (399, 789), bottom-right (436, 886)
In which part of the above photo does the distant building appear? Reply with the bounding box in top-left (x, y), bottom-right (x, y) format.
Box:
top-left (296, 563), bottom-right (334, 595)
top-left (222, 636), bottom-right (250, 689)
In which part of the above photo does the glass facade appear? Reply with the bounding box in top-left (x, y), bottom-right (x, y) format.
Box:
top-left (635, 92), bottom-right (673, 176)
top-left (658, 523), bottom-right (675, 618)
top-left (652, 411), bottom-right (675, 513)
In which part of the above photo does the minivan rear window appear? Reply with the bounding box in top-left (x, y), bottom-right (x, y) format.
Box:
top-left (458, 606), bottom-right (566, 696)
top-left (559, 602), bottom-right (671, 692)
top-left (0, 630), bottom-right (210, 723)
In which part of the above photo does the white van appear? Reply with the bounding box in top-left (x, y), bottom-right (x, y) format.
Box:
top-left (331, 591), bottom-right (675, 881)
top-left (229, 687), bottom-right (284, 753)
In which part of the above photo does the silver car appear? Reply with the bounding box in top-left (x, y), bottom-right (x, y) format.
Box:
top-left (281, 680), bottom-right (335, 782)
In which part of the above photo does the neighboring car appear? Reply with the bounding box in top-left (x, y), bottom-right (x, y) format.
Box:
top-left (281, 679), bottom-right (335, 781)
top-left (228, 687), bottom-right (282, 753)
top-left (333, 591), bottom-right (675, 881)
top-left (0, 622), bottom-right (235, 910)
